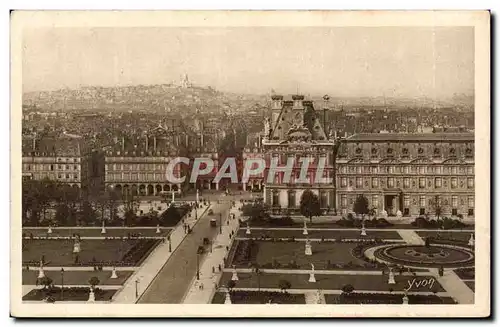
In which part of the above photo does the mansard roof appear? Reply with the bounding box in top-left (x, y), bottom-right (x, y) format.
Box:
top-left (269, 96), bottom-right (327, 142)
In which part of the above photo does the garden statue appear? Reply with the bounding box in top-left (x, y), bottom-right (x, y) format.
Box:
top-left (303, 220), bottom-right (308, 235)
top-left (388, 267), bottom-right (396, 284)
top-left (360, 221), bottom-right (367, 236)
top-left (231, 266), bottom-right (239, 281)
top-left (101, 220), bottom-right (106, 234)
top-left (47, 225), bottom-right (52, 234)
top-left (87, 288), bottom-right (96, 302)
top-left (381, 209), bottom-right (388, 219)
top-left (402, 290), bottom-right (409, 304)
top-left (171, 191), bottom-right (175, 203)
top-left (308, 263), bottom-right (316, 283)
top-left (224, 289), bottom-right (232, 304)
top-left (38, 259), bottom-right (45, 279)
top-left (396, 210), bottom-right (402, 218)
top-left (305, 238), bottom-right (313, 256)
top-left (111, 267), bottom-right (118, 279)
top-left (156, 224), bottom-right (161, 234)
top-left (246, 223), bottom-right (251, 235)
top-left (73, 237), bottom-right (81, 254)
top-left (468, 233), bottom-right (474, 247)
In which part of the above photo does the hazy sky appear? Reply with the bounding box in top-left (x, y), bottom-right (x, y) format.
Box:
top-left (22, 27), bottom-right (474, 98)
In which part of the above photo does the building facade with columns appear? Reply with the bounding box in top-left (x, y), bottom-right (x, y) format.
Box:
top-left (336, 133), bottom-right (475, 219)
top-left (104, 126), bottom-right (184, 197)
top-left (262, 95), bottom-right (340, 214)
top-left (242, 132), bottom-right (265, 192)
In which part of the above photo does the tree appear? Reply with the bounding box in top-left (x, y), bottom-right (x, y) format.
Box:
top-left (299, 190), bottom-right (322, 223)
top-left (341, 284), bottom-right (354, 294)
top-left (39, 276), bottom-right (53, 290)
top-left (353, 195), bottom-right (369, 219)
top-left (124, 209), bottom-right (137, 227)
top-left (278, 279), bottom-right (291, 293)
top-left (242, 199), bottom-right (270, 222)
top-left (431, 195), bottom-right (442, 221)
top-left (88, 276), bottom-right (100, 290)
top-left (227, 280), bottom-right (236, 292)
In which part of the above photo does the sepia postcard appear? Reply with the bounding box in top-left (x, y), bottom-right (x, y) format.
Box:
top-left (10, 10), bottom-right (490, 318)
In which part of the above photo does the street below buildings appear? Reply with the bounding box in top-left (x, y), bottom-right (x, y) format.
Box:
top-left (137, 200), bottom-right (231, 303)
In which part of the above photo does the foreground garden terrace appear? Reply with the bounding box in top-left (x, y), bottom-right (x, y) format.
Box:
top-left (218, 272), bottom-right (445, 293)
top-left (23, 238), bottom-right (162, 267)
top-left (22, 227), bottom-right (173, 238)
top-left (324, 293), bottom-right (456, 304)
top-left (22, 269), bottom-right (134, 286)
top-left (23, 287), bottom-right (117, 302)
top-left (236, 228), bottom-right (403, 240)
top-left (212, 290), bottom-right (306, 304)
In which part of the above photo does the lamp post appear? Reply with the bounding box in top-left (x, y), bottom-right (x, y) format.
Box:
top-left (196, 252), bottom-right (200, 280)
top-left (60, 268), bottom-right (65, 300)
top-left (135, 279), bottom-right (139, 299)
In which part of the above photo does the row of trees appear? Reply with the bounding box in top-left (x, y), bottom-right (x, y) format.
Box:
top-left (22, 178), bottom-right (140, 226)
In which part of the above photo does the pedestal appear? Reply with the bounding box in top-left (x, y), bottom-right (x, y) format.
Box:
top-left (87, 288), bottom-right (95, 302)
top-left (402, 295), bottom-right (409, 305)
top-left (224, 291), bottom-right (232, 304)
top-left (47, 227), bottom-right (52, 234)
top-left (110, 267), bottom-right (118, 279)
top-left (303, 227), bottom-right (308, 235)
top-left (101, 227), bottom-right (106, 234)
top-left (308, 272), bottom-right (316, 283)
top-left (388, 270), bottom-right (395, 285)
top-left (156, 225), bottom-right (161, 234)
top-left (38, 267), bottom-right (45, 279)
top-left (361, 227), bottom-right (367, 236)
top-left (73, 243), bottom-right (81, 253)
top-left (231, 270), bottom-right (239, 281)
top-left (246, 225), bottom-right (251, 235)
top-left (305, 244), bottom-right (312, 256)
top-left (468, 234), bottom-right (474, 247)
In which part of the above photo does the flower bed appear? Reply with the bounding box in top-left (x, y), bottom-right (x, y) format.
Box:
top-left (211, 291), bottom-right (306, 304)
top-left (22, 239), bottom-right (161, 266)
top-left (325, 293), bottom-right (457, 304)
top-left (22, 287), bottom-right (116, 301)
top-left (231, 240), bottom-right (260, 266)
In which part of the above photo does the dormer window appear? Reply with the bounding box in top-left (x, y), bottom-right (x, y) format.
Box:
top-left (355, 147), bottom-right (362, 154)
top-left (387, 148), bottom-right (394, 155)
top-left (450, 148), bottom-right (456, 155)
top-left (402, 148), bottom-right (409, 155)
top-left (371, 148), bottom-right (377, 155)
top-left (434, 148), bottom-right (440, 155)
top-left (418, 148), bottom-right (424, 154)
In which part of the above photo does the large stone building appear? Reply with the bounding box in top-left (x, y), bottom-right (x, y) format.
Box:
top-left (336, 133), bottom-right (475, 219)
top-left (104, 126), bottom-right (184, 197)
top-left (21, 133), bottom-right (89, 189)
top-left (260, 94), bottom-right (475, 220)
top-left (262, 95), bottom-right (339, 213)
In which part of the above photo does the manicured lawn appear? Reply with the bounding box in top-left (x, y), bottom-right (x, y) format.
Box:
top-left (324, 293), bottom-right (456, 304)
top-left (22, 228), bottom-right (172, 238)
top-left (416, 231), bottom-right (474, 243)
top-left (22, 270), bottom-right (134, 285)
top-left (211, 291), bottom-right (306, 304)
top-left (22, 287), bottom-right (116, 301)
top-left (244, 240), bottom-right (369, 269)
top-left (22, 239), bottom-right (161, 266)
top-left (219, 272), bottom-right (444, 292)
top-left (465, 281), bottom-right (475, 292)
top-left (454, 267), bottom-right (474, 280)
top-left (238, 229), bottom-right (402, 240)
